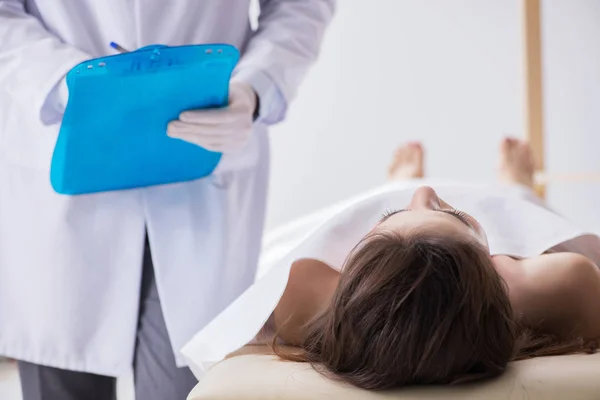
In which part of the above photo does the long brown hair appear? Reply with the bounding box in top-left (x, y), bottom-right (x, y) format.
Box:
top-left (274, 231), bottom-right (597, 390)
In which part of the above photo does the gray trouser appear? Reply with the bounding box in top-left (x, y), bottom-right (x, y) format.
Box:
top-left (18, 238), bottom-right (198, 400)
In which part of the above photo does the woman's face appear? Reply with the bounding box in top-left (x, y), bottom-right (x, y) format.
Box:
top-left (376, 186), bottom-right (489, 250)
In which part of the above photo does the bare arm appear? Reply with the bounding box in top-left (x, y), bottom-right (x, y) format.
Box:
top-left (509, 252), bottom-right (600, 339)
top-left (272, 258), bottom-right (340, 345)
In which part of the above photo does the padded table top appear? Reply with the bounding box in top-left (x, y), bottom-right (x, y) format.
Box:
top-left (188, 346), bottom-right (600, 400)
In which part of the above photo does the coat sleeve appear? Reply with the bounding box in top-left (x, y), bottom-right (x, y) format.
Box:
top-left (0, 0), bottom-right (91, 125)
top-left (233, 0), bottom-right (336, 125)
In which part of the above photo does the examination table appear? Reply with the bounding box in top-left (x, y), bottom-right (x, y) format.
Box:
top-left (188, 345), bottom-right (600, 399)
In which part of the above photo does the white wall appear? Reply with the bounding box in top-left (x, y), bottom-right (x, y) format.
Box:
top-left (265, 0), bottom-right (600, 233)
top-left (543, 0), bottom-right (600, 231)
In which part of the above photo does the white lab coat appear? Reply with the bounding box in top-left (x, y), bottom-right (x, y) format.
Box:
top-left (0, 0), bottom-right (335, 376)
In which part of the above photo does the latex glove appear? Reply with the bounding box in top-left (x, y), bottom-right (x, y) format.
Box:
top-left (167, 81), bottom-right (258, 153)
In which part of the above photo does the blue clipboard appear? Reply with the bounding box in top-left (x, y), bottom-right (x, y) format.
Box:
top-left (50, 44), bottom-right (240, 195)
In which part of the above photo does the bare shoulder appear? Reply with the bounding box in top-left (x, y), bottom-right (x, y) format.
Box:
top-left (521, 252), bottom-right (598, 288)
top-left (272, 258), bottom-right (340, 345)
top-left (507, 252), bottom-right (600, 338)
top-left (288, 258), bottom-right (341, 282)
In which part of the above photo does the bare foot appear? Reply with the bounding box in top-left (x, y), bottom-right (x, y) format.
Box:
top-left (498, 137), bottom-right (535, 188)
top-left (388, 142), bottom-right (424, 181)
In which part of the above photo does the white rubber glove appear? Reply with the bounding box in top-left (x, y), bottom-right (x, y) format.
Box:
top-left (167, 81), bottom-right (258, 153)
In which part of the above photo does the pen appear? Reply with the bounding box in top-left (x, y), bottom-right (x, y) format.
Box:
top-left (110, 42), bottom-right (129, 53)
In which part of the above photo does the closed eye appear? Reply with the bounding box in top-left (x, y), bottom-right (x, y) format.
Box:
top-left (440, 209), bottom-right (472, 228)
top-left (379, 208), bottom-right (471, 229)
top-left (380, 209), bottom-right (405, 221)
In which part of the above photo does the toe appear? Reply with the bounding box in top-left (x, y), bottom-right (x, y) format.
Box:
top-left (389, 146), bottom-right (405, 172)
top-left (500, 137), bottom-right (512, 157)
top-left (522, 143), bottom-right (535, 169)
top-left (413, 142), bottom-right (424, 161)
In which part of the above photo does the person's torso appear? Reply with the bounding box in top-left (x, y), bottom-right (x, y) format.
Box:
top-left (26, 0), bottom-right (253, 56)
top-left (1, 0), bottom-right (255, 171)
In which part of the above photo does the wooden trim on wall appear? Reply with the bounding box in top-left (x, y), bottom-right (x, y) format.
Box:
top-left (523, 0), bottom-right (546, 198)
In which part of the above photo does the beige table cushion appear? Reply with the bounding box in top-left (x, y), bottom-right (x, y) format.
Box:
top-left (188, 345), bottom-right (600, 400)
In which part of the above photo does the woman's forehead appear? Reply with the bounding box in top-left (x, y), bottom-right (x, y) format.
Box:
top-left (378, 210), bottom-right (471, 236)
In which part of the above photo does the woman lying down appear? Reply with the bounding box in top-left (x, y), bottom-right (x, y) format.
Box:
top-left (183, 138), bottom-right (600, 390)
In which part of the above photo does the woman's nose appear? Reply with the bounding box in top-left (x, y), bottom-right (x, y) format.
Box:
top-left (409, 186), bottom-right (441, 210)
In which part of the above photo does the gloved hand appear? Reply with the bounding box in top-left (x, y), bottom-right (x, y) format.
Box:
top-left (167, 81), bottom-right (258, 153)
